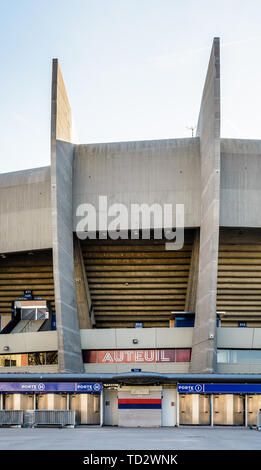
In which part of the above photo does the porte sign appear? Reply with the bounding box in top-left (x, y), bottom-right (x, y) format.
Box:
top-left (178, 383), bottom-right (261, 394)
top-left (0, 382), bottom-right (102, 393)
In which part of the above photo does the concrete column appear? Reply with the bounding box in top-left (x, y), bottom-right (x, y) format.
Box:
top-left (51, 59), bottom-right (84, 373)
top-left (190, 38), bottom-right (221, 373)
top-left (185, 229), bottom-right (200, 312)
top-left (74, 236), bottom-right (93, 329)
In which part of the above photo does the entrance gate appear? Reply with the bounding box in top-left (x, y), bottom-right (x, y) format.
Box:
top-left (213, 394), bottom-right (244, 426)
top-left (247, 395), bottom-right (261, 426)
top-left (179, 394), bottom-right (210, 425)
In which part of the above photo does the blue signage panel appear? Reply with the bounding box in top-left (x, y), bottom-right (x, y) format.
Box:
top-left (0, 382), bottom-right (102, 393)
top-left (178, 383), bottom-right (261, 394)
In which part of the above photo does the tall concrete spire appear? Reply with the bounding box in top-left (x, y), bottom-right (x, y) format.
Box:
top-left (190, 38), bottom-right (221, 373)
top-left (51, 59), bottom-right (84, 373)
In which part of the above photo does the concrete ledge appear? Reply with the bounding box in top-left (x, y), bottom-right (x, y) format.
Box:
top-left (217, 363), bottom-right (261, 374)
top-left (84, 363), bottom-right (190, 374)
top-left (217, 328), bottom-right (261, 349)
top-left (0, 365), bottom-right (59, 374)
top-left (0, 331), bottom-right (58, 354)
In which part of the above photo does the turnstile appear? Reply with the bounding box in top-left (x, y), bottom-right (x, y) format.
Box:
top-left (213, 394), bottom-right (244, 426)
top-left (247, 396), bottom-right (261, 426)
top-left (3, 394), bottom-right (34, 411)
top-left (179, 394), bottom-right (192, 425)
top-left (36, 394), bottom-right (67, 410)
top-left (179, 394), bottom-right (210, 425)
top-left (70, 394), bottom-right (100, 425)
top-left (199, 394), bottom-right (210, 425)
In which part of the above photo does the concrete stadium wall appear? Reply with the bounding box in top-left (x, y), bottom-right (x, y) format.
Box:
top-left (0, 330), bottom-right (58, 353)
top-left (190, 38), bottom-right (221, 373)
top-left (0, 167), bottom-right (52, 253)
top-left (51, 60), bottom-right (83, 373)
top-left (73, 137), bottom-right (201, 231)
top-left (81, 327), bottom-right (192, 373)
top-left (80, 327), bottom-right (193, 349)
top-left (217, 327), bottom-right (261, 349)
top-left (220, 139), bottom-right (261, 227)
top-left (217, 327), bottom-right (261, 373)
top-left (217, 364), bottom-right (261, 374)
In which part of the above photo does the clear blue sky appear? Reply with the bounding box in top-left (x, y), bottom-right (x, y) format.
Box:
top-left (1, 0), bottom-right (261, 173)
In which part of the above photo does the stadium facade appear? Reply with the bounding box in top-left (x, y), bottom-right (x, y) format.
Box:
top-left (1, 38), bottom-right (261, 426)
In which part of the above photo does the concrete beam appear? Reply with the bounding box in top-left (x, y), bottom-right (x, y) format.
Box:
top-left (74, 236), bottom-right (94, 329)
top-left (51, 59), bottom-right (84, 373)
top-left (190, 38), bottom-right (221, 373)
top-left (185, 229), bottom-right (200, 312)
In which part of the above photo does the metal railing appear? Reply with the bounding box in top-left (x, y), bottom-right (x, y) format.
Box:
top-left (0, 410), bottom-right (75, 428)
top-left (33, 410), bottom-right (76, 427)
top-left (0, 410), bottom-right (23, 426)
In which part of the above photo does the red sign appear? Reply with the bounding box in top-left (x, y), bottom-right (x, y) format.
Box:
top-left (83, 349), bottom-right (191, 364)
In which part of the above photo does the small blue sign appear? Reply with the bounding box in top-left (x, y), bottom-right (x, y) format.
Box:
top-left (131, 369), bottom-right (142, 372)
top-left (178, 383), bottom-right (261, 394)
top-left (135, 322), bottom-right (143, 328)
top-left (178, 384), bottom-right (204, 393)
top-left (0, 382), bottom-right (102, 393)
top-left (76, 383), bottom-right (102, 392)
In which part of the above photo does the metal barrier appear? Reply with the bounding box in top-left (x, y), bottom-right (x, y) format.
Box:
top-left (33, 410), bottom-right (76, 428)
top-left (0, 410), bottom-right (23, 427)
top-left (23, 410), bottom-right (35, 428)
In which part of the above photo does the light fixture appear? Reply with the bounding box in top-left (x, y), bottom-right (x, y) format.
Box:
top-left (3, 346), bottom-right (9, 351)
top-left (132, 339), bottom-right (139, 344)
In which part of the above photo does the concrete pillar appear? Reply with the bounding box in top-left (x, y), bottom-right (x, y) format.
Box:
top-left (185, 229), bottom-right (200, 312)
top-left (51, 59), bottom-right (84, 373)
top-left (74, 236), bottom-right (93, 329)
top-left (190, 38), bottom-right (221, 373)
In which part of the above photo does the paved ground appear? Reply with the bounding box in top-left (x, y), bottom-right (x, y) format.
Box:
top-left (0, 426), bottom-right (260, 450)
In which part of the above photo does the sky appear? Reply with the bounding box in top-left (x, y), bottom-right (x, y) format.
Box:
top-left (0, 0), bottom-right (261, 173)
